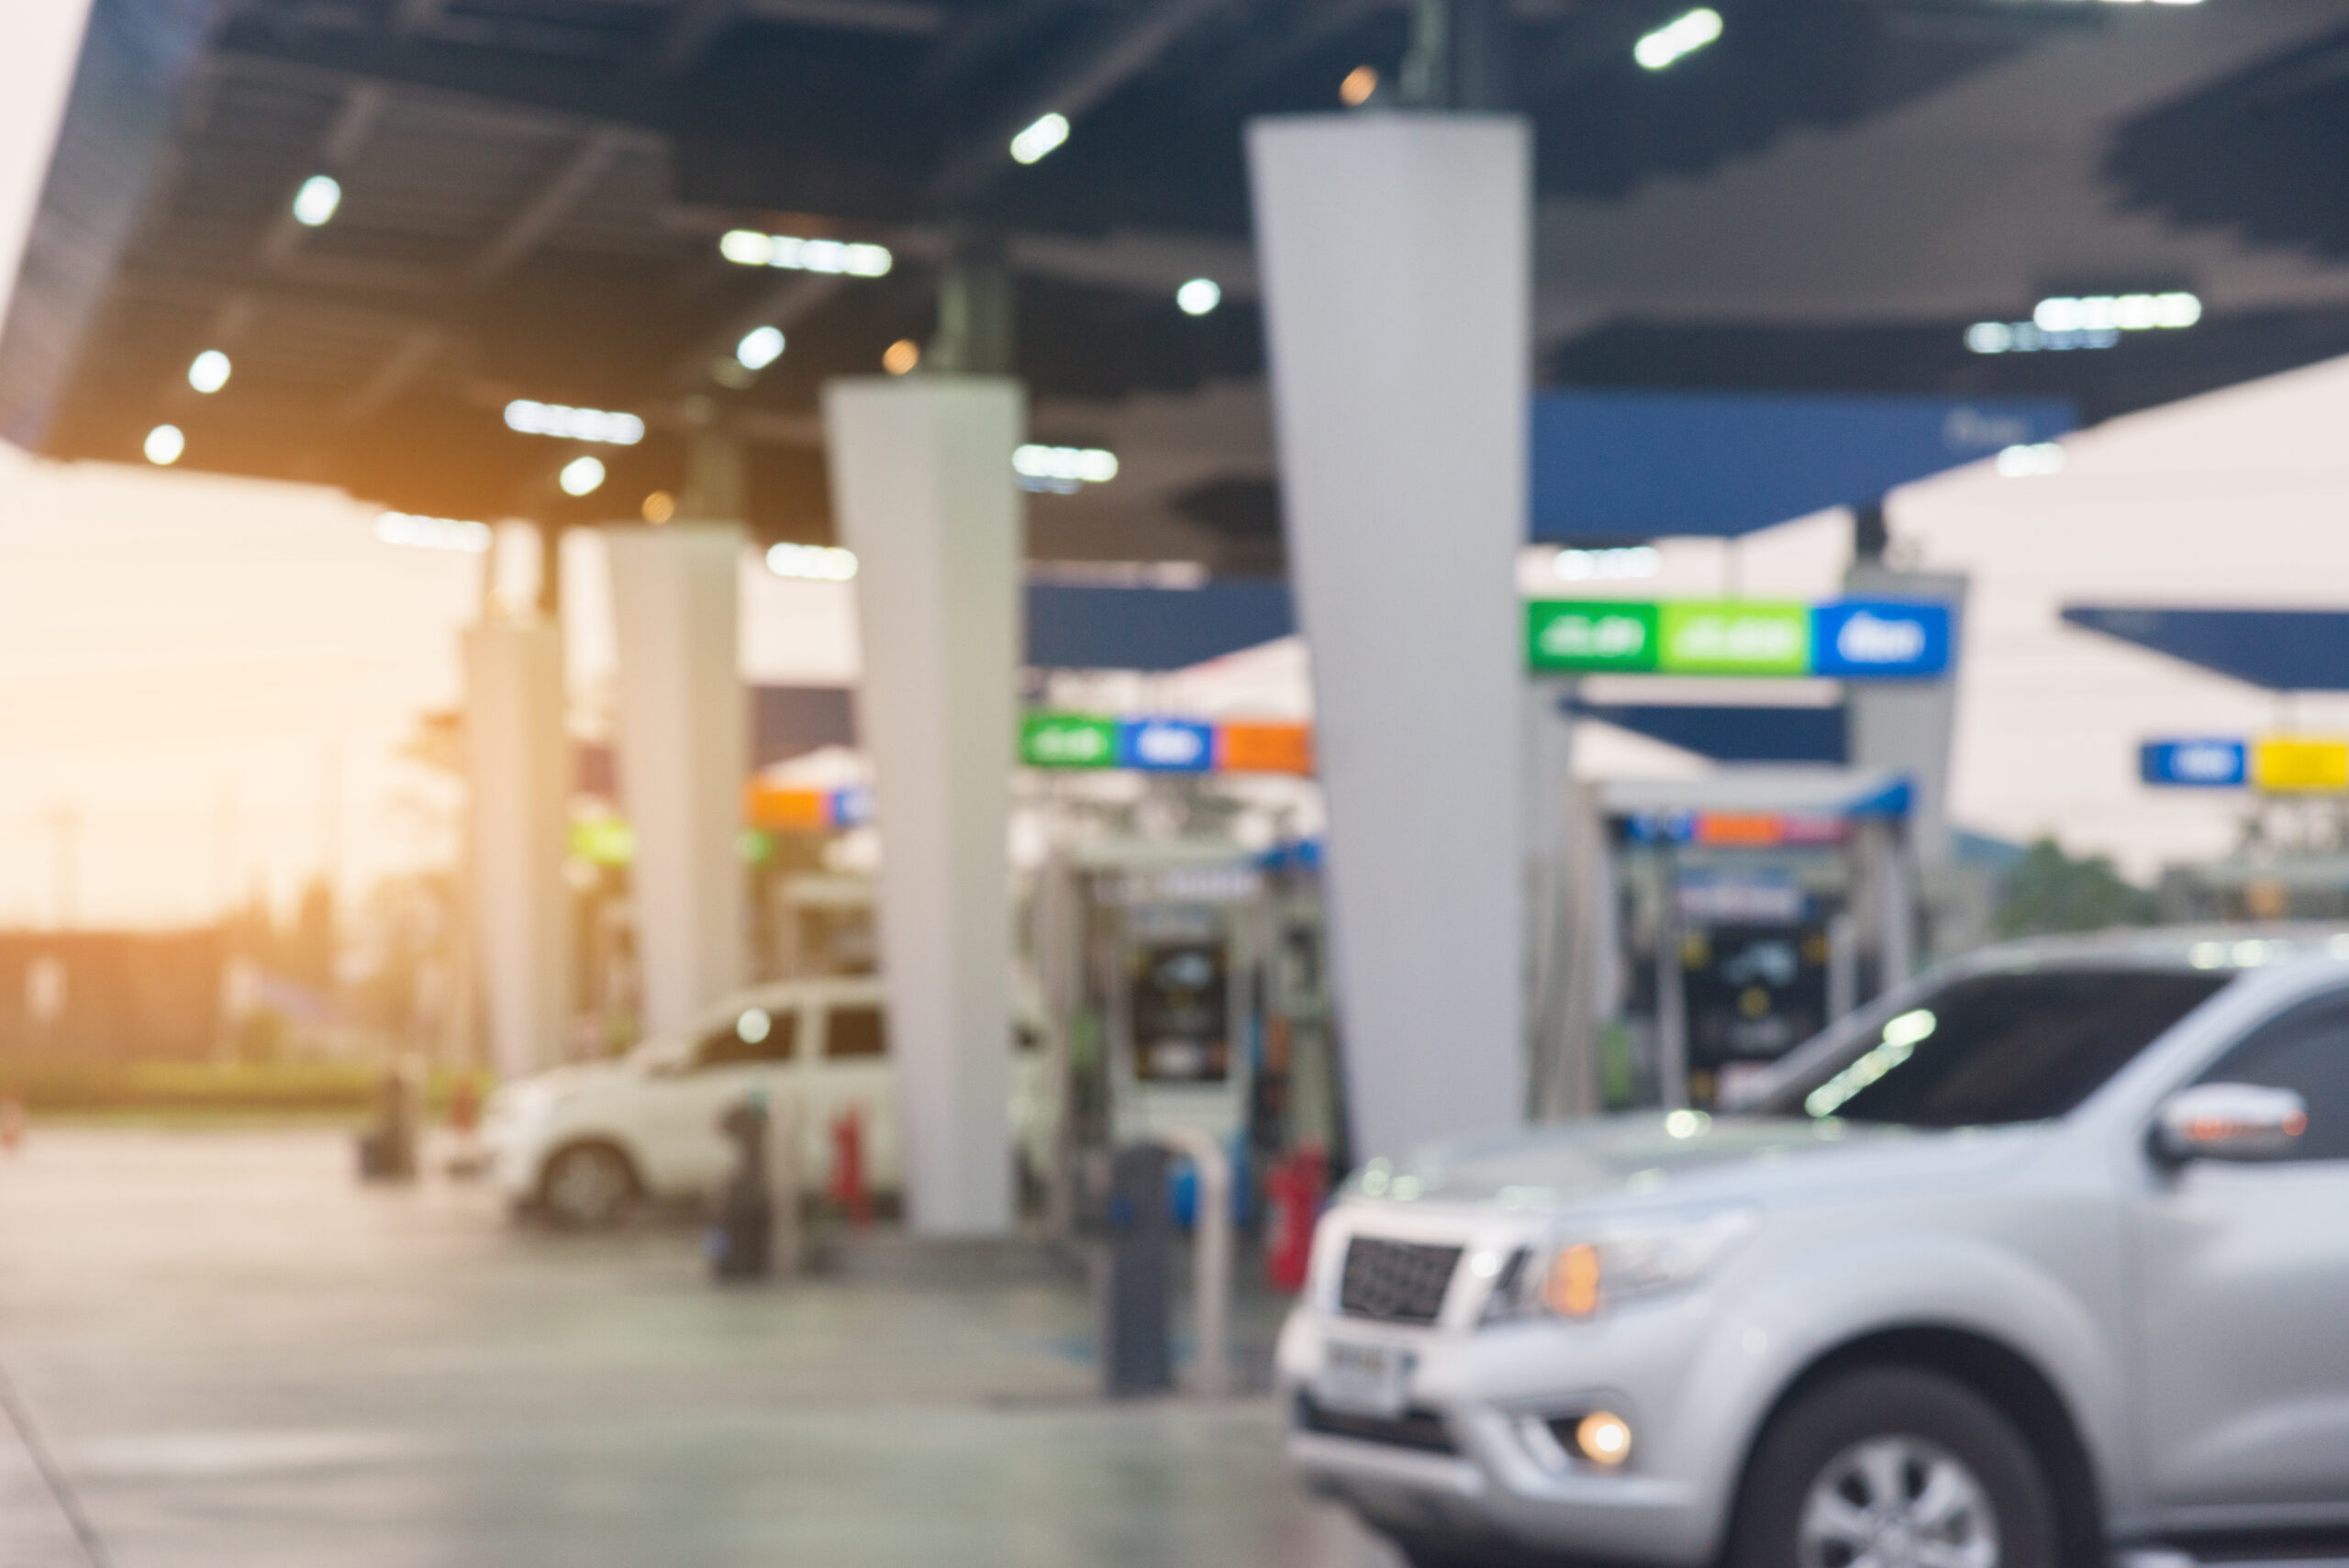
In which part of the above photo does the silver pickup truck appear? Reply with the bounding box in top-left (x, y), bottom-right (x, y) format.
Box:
top-left (1280, 927), bottom-right (2349, 1568)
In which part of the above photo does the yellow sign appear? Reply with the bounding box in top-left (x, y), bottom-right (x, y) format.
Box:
top-left (2253, 736), bottom-right (2349, 794)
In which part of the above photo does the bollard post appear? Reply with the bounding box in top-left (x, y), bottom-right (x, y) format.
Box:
top-left (1154, 1129), bottom-right (1233, 1397)
top-left (1101, 1143), bottom-right (1173, 1396)
top-left (708, 1094), bottom-right (774, 1281)
top-left (768, 1091), bottom-right (803, 1276)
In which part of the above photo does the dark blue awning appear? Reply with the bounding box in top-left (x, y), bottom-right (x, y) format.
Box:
top-left (1574, 702), bottom-right (1847, 764)
top-left (1024, 580), bottom-right (1295, 672)
top-left (2062, 606), bottom-right (2349, 692)
top-left (1531, 391), bottom-right (2075, 542)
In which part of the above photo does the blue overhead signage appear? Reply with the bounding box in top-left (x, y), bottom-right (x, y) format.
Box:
top-left (1530, 390), bottom-right (2076, 543)
top-left (1118, 718), bottom-right (1215, 772)
top-left (1810, 599), bottom-right (1952, 679)
top-left (2141, 740), bottom-right (2249, 788)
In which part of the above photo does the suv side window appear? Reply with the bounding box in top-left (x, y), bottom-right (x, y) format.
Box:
top-left (825, 1006), bottom-right (888, 1061)
top-left (694, 1006), bottom-right (796, 1069)
top-left (2197, 991), bottom-right (2349, 1161)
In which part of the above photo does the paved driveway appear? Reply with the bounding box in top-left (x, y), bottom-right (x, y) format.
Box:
top-left (0, 1128), bottom-right (1397, 1568)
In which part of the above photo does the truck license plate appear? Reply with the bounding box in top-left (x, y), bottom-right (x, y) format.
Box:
top-left (1317, 1340), bottom-right (1409, 1418)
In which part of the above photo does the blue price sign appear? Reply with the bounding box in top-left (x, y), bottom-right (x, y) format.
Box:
top-left (1118, 718), bottom-right (1214, 772)
top-left (1809, 600), bottom-right (1952, 679)
top-left (2141, 740), bottom-right (2247, 788)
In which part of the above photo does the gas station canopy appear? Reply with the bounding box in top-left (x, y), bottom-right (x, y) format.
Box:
top-left (11, 1), bottom-right (2349, 568)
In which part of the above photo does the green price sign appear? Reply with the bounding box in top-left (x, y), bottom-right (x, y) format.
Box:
top-left (1021, 713), bottom-right (1119, 768)
top-left (1657, 601), bottom-right (1810, 674)
top-left (1526, 600), bottom-right (1661, 673)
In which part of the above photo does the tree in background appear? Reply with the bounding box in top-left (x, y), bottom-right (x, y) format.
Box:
top-left (1993, 837), bottom-right (2158, 938)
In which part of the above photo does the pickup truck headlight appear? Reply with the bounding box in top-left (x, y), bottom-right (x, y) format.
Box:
top-left (1484, 1206), bottom-right (1757, 1324)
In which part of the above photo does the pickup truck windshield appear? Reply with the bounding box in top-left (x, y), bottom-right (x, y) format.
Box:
top-left (1759, 968), bottom-right (2230, 1127)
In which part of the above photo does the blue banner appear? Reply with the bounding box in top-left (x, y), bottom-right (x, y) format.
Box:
top-left (1118, 718), bottom-right (1215, 772)
top-left (1810, 599), bottom-right (1953, 679)
top-left (2141, 740), bottom-right (2248, 788)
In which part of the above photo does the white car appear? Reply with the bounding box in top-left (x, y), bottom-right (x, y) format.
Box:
top-left (1281, 926), bottom-right (2349, 1568)
top-left (483, 975), bottom-right (1051, 1226)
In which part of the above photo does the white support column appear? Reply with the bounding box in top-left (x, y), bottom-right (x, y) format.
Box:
top-left (1248, 114), bottom-right (1531, 1162)
top-left (463, 616), bottom-right (572, 1077)
top-left (823, 376), bottom-right (1022, 1236)
top-left (1843, 563), bottom-right (1969, 871)
top-left (605, 523), bottom-right (746, 1036)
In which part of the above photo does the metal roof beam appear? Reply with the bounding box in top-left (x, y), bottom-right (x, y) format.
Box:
top-left (393, 0), bottom-right (456, 34)
top-left (466, 128), bottom-right (628, 284)
top-left (660, 0), bottom-right (742, 73)
top-left (929, 0), bottom-right (1234, 205)
top-left (213, 18), bottom-right (674, 132)
top-left (339, 325), bottom-right (448, 422)
top-left (741, 0), bottom-right (948, 35)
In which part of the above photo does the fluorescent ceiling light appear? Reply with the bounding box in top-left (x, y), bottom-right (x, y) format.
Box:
top-left (1175, 278), bottom-right (1221, 317)
top-left (2032, 292), bottom-right (2200, 332)
top-left (736, 326), bottom-right (785, 370)
top-left (1553, 546), bottom-right (1660, 582)
top-left (1013, 444), bottom-right (1118, 493)
top-left (144, 425), bottom-right (184, 465)
top-left (766, 543), bottom-right (859, 581)
top-left (1965, 321), bottom-right (2121, 354)
top-left (1996, 442), bottom-right (2065, 478)
top-left (375, 512), bottom-right (494, 553)
top-left (1968, 292), bottom-right (2199, 354)
top-left (718, 229), bottom-right (894, 277)
top-left (187, 350), bottom-right (232, 395)
top-left (1009, 112), bottom-right (1070, 165)
top-left (292, 174), bottom-right (341, 227)
top-left (559, 456), bottom-right (607, 496)
top-left (1634, 8), bottom-right (1721, 70)
top-left (505, 399), bottom-right (645, 446)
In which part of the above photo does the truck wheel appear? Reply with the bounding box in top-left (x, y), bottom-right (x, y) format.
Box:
top-left (540, 1143), bottom-right (636, 1229)
top-left (1732, 1366), bottom-right (2055, 1568)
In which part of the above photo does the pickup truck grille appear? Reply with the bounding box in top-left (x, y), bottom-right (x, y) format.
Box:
top-left (1338, 1237), bottom-right (1463, 1324)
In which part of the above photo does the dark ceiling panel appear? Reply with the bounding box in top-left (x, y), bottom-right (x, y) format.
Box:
top-left (1544, 306), bottom-right (2349, 428)
top-left (4, 0), bottom-right (2332, 560)
top-left (2108, 25), bottom-right (2349, 263)
top-left (0, 0), bottom-right (228, 448)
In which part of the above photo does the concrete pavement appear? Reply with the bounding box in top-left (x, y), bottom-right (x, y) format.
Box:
top-left (0, 1128), bottom-right (1397, 1568)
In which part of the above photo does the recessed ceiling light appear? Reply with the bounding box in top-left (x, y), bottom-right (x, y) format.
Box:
top-left (559, 455), bottom-right (607, 496)
top-left (1634, 7), bottom-right (1722, 70)
top-left (291, 174), bottom-right (341, 227)
top-left (736, 326), bottom-right (785, 370)
top-left (1175, 278), bottom-right (1221, 317)
top-left (1009, 112), bottom-right (1070, 165)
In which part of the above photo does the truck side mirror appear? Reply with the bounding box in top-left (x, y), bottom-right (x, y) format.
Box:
top-left (2152, 1083), bottom-right (2309, 1164)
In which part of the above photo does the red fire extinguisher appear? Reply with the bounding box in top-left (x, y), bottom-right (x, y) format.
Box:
top-left (1264, 1141), bottom-right (1328, 1293)
top-left (829, 1105), bottom-right (873, 1227)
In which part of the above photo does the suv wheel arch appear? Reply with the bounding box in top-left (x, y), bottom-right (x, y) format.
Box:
top-left (1732, 1326), bottom-right (2105, 1568)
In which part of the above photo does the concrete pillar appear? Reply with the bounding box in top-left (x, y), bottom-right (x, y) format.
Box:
top-left (823, 376), bottom-right (1021, 1235)
top-left (1843, 563), bottom-right (1968, 870)
top-left (605, 523), bottom-right (747, 1035)
top-left (1248, 115), bottom-right (1531, 1162)
top-left (463, 616), bottom-right (572, 1077)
